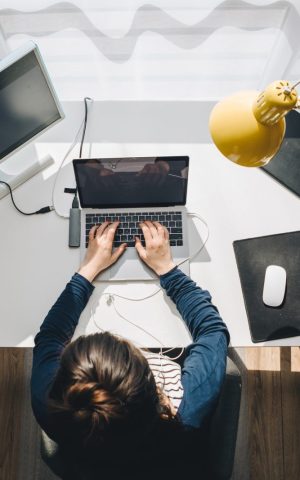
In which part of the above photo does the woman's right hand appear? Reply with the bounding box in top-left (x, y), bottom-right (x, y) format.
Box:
top-left (78, 221), bottom-right (127, 282)
top-left (135, 221), bottom-right (176, 276)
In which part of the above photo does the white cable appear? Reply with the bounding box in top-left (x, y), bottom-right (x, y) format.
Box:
top-left (98, 287), bottom-right (162, 303)
top-left (91, 295), bottom-right (162, 351)
top-left (160, 347), bottom-right (185, 361)
top-left (93, 211), bottom-right (209, 303)
top-left (91, 295), bottom-right (184, 368)
top-left (90, 211), bottom-right (209, 361)
top-left (108, 295), bottom-right (165, 347)
top-left (178, 211), bottom-right (210, 266)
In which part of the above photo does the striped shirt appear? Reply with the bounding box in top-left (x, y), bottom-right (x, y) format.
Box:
top-left (142, 350), bottom-right (184, 412)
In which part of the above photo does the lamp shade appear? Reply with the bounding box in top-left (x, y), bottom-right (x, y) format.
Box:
top-left (209, 81), bottom-right (298, 167)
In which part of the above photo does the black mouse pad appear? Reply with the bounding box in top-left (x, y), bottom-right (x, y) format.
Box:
top-left (233, 231), bottom-right (300, 343)
top-left (262, 110), bottom-right (300, 197)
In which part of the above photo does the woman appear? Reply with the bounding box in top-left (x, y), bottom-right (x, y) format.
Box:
top-left (31, 220), bottom-right (229, 477)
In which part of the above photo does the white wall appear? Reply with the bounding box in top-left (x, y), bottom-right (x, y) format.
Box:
top-left (0, 0), bottom-right (299, 102)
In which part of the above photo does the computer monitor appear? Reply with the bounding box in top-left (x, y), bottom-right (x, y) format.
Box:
top-left (0, 41), bottom-right (64, 198)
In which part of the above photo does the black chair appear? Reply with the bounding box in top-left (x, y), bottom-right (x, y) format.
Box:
top-left (40, 354), bottom-right (241, 480)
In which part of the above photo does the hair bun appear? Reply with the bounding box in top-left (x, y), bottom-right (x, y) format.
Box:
top-left (67, 382), bottom-right (101, 411)
top-left (65, 383), bottom-right (124, 428)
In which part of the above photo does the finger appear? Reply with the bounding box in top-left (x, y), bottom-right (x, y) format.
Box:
top-left (105, 221), bottom-right (120, 242)
top-left (162, 225), bottom-right (170, 240)
top-left (144, 221), bottom-right (158, 238)
top-left (153, 221), bottom-right (165, 238)
top-left (135, 237), bottom-right (147, 259)
top-left (111, 243), bottom-right (127, 263)
top-left (88, 225), bottom-right (98, 241)
top-left (156, 161), bottom-right (169, 174)
top-left (139, 222), bottom-right (152, 243)
top-left (96, 221), bottom-right (110, 237)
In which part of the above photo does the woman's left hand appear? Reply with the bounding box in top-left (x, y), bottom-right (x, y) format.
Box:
top-left (77, 221), bottom-right (127, 282)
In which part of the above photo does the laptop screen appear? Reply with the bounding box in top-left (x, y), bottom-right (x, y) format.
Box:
top-left (73, 156), bottom-right (189, 208)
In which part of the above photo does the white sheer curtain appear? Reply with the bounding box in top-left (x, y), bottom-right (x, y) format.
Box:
top-left (0, 1), bottom-right (298, 101)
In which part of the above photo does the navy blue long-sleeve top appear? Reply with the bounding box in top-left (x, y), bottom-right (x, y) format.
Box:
top-left (31, 267), bottom-right (229, 439)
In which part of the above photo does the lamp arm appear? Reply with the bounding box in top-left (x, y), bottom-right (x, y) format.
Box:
top-left (291, 80), bottom-right (300, 90)
top-left (291, 81), bottom-right (300, 109)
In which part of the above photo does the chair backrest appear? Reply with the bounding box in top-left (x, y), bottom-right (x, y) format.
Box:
top-left (40, 354), bottom-right (242, 480)
top-left (208, 357), bottom-right (242, 480)
top-left (148, 348), bottom-right (242, 479)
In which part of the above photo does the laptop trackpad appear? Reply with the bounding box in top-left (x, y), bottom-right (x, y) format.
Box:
top-left (109, 248), bottom-right (156, 281)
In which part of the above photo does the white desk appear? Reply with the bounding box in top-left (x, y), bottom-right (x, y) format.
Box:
top-left (0, 101), bottom-right (299, 347)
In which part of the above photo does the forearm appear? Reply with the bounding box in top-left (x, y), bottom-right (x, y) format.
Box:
top-left (34, 273), bottom-right (94, 354)
top-left (160, 268), bottom-right (230, 428)
top-left (160, 267), bottom-right (229, 344)
top-left (31, 273), bottom-right (94, 435)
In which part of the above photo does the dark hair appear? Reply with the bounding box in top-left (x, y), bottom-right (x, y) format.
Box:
top-left (48, 332), bottom-right (175, 457)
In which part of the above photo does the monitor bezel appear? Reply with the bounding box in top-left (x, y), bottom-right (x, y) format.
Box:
top-left (73, 156), bottom-right (190, 208)
top-left (0, 41), bottom-right (64, 164)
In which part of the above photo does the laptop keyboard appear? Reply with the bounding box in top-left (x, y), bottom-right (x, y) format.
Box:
top-left (85, 211), bottom-right (183, 248)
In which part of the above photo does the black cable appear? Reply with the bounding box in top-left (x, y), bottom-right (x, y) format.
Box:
top-left (79, 97), bottom-right (92, 159)
top-left (76, 96), bottom-right (92, 207)
top-left (0, 180), bottom-right (53, 215)
top-left (1, 97), bottom-right (92, 216)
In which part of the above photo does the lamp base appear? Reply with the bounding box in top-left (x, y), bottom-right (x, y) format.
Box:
top-left (0, 154), bottom-right (54, 200)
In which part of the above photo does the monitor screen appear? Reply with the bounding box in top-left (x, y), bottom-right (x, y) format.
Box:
top-left (0, 49), bottom-right (62, 160)
top-left (73, 156), bottom-right (189, 208)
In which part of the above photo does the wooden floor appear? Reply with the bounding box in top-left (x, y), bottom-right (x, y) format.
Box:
top-left (0, 347), bottom-right (300, 480)
top-left (0, 348), bottom-right (26, 480)
top-left (231, 347), bottom-right (300, 480)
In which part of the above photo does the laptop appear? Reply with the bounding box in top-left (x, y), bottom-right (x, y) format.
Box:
top-left (73, 156), bottom-right (190, 281)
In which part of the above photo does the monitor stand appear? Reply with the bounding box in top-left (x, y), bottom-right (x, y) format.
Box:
top-left (0, 144), bottom-right (54, 200)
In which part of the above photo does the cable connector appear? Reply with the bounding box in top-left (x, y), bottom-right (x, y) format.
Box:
top-left (64, 187), bottom-right (77, 194)
top-left (107, 294), bottom-right (114, 306)
top-left (35, 206), bottom-right (54, 214)
top-left (72, 194), bottom-right (79, 208)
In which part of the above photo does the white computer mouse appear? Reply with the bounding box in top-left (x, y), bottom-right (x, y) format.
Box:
top-left (262, 265), bottom-right (287, 307)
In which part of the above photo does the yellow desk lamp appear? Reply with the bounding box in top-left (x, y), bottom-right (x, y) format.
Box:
top-left (209, 80), bottom-right (300, 167)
